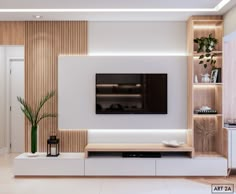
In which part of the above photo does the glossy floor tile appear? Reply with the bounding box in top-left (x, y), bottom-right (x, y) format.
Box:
top-left (0, 153), bottom-right (235, 194)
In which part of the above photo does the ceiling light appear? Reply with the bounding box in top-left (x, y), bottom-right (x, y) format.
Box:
top-left (0, 8), bottom-right (215, 13)
top-left (33, 15), bottom-right (42, 19)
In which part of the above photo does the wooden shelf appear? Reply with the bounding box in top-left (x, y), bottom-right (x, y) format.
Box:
top-left (85, 143), bottom-right (193, 158)
top-left (195, 152), bottom-right (224, 158)
top-left (193, 51), bottom-right (222, 56)
top-left (193, 114), bottom-right (222, 117)
top-left (193, 83), bottom-right (222, 86)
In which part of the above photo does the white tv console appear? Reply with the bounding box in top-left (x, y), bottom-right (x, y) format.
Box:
top-left (14, 152), bottom-right (227, 177)
top-left (14, 129), bottom-right (228, 177)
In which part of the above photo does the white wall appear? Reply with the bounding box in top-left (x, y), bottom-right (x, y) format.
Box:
top-left (58, 56), bottom-right (187, 129)
top-left (0, 46), bottom-right (24, 149)
top-left (59, 21), bottom-right (187, 129)
top-left (224, 5), bottom-right (236, 36)
top-left (5, 47), bottom-right (24, 59)
top-left (88, 21), bottom-right (187, 55)
top-left (0, 47), bottom-right (6, 148)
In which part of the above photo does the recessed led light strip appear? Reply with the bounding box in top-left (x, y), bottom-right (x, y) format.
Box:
top-left (0, 0), bottom-right (231, 13)
top-left (193, 25), bottom-right (222, 29)
top-left (88, 52), bottom-right (187, 56)
top-left (0, 8), bottom-right (215, 13)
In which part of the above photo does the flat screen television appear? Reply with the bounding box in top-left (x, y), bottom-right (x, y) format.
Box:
top-left (96, 74), bottom-right (168, 114)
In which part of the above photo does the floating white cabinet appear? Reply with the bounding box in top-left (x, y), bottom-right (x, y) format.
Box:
top-left (14, 153), bottom-right (85, 176)
top-left (14, 153), bottom-right (227, 176)
top-left (85, 158), bottom-right (156, 176)
top-left (156, 157), bottom-right (227, 176)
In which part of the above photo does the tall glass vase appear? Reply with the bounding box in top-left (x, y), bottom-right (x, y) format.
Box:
top-left (31, 125), bottom-right (38, 153)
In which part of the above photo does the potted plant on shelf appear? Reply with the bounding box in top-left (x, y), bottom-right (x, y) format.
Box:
top-left (17, 91), bottom-right (57, 154)
top-left (194, 34), bottom-right (218, 69)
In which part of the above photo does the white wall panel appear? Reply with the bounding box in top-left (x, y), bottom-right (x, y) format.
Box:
top-left (58, 56), bottom-right (187, 129)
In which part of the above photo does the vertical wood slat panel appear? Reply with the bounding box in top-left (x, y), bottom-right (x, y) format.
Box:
top-left (25, 21), bottom-right (88, 152)
top-left (0, 22), bottom-right (25, 45)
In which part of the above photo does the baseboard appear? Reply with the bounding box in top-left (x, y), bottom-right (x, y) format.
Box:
top-left (0, 147), bottom-right (8, 155)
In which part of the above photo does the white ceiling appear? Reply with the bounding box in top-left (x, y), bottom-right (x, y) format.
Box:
top-left (0, 0), bottom-right (235, 21)
top-left (0, 0), bottom-right (224, 9)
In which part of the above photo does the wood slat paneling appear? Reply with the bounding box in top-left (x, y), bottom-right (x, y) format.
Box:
top-left (186, 18), bottom-right (194, 154)
top-left (25, 21), bottom-right (88, 152)
top-left (187, 18), bottom-right (194, 130)
top-left (194, 117), bottom-right (217, 152)
top-left (0, 22), bottom-right (25, 45)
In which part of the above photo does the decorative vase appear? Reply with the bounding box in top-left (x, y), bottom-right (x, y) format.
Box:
top-left (31, 125), bottom-right (38, 153)
top-left (201, 73), bottom-right (211, 83)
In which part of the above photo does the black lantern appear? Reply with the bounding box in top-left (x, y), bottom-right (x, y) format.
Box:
top-left (47, 136), bottom-right (60, 157)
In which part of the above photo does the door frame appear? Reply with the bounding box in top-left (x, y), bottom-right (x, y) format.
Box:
top-left (6, 57), bottom-right (24, 152)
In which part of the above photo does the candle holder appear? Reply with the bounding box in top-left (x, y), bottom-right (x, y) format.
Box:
top-left (47, 136), bottom-right (60, 157)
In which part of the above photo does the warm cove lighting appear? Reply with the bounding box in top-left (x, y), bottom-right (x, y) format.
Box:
top-left (59, 129), bottom-right (190, 132)
top-left (88, 129), bottom-right (188, 133)
top-left (193, 85), bottom-right (219, 88)
top-left (88, 53), bottom-right (187, 56)
top-left (0, 0), bottom-right (231, 13)
top-left (193, 25), bottom-right (221, 29)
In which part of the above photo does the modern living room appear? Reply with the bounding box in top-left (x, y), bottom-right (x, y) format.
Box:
top-left (1, 0), bottom-right (236, 194)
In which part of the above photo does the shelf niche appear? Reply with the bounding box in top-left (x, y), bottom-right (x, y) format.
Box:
top-left (187, 16), bottom-right (225, 158)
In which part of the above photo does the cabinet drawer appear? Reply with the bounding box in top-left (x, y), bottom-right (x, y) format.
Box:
top-left (85, 158), bottom-right (155, 176)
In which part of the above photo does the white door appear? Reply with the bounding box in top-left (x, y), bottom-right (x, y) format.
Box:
top-left (10, 59), bottom-right (24, 153)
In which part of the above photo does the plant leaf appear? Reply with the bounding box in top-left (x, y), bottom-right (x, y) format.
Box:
top-left (199, 60), bottom-right (204, 64)
top-left (204, 64), bottom-right (207, 68)
top-left (36, 113), bottom-right (57, 125)
top-left (20, 107), bottom-right (33, 124)
top-left (17, 96), bottom-right (34, 124)
top-left (194, 39), bottom-right (199, 43)
top-left (199, 55), bottom-right (204, 59)
top-left (35, 91), bottom-right (56, 125)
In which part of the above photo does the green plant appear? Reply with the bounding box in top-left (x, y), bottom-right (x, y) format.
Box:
top-left (17, 91), bottom-right (57, 153)
top-left (194, 34), bottom-right (218, 69)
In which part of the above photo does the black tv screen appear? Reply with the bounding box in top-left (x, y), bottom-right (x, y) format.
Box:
top-left (96, 74), bottom-right (167, 114)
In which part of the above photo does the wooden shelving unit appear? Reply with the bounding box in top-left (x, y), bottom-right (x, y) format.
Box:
top-left (84, 143), bottom-right (193, 158)
top-left (187, 16), bottom-right (227, 157)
